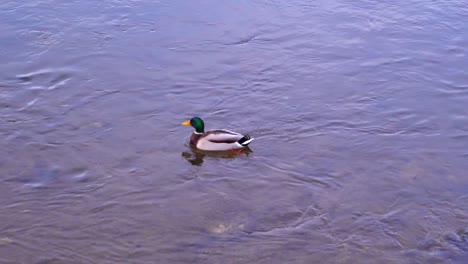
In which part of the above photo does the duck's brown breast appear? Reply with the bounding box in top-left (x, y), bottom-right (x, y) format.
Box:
top-left (190, 133), bottom-right (202, 145)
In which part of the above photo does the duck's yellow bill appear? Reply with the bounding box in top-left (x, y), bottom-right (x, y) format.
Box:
top-left (182, 121), bottom-right (191, 126)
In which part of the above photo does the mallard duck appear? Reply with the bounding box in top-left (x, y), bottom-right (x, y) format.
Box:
top-left (182, 117), bottom-right (254, 151)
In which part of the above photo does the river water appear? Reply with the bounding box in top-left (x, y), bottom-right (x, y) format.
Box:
top-left (1, 0), bottom-right (468, 263)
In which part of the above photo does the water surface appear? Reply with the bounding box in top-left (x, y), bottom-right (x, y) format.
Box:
top-left (1, 0), bottom-right (468, 263)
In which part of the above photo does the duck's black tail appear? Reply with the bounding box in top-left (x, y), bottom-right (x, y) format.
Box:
top-left (237, 135), bottom-right (254, 146)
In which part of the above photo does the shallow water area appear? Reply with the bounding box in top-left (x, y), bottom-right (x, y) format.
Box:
top-left (1, 0), bottom-right (468, 263)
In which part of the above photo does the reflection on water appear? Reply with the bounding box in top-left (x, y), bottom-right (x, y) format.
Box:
top-left (182, 146), bottom-right (253, 166)
top-left (1, 0), bottom-right (468, 263)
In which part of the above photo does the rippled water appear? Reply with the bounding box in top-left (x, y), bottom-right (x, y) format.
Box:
top-left (1, 0), bottom-right (468, 263)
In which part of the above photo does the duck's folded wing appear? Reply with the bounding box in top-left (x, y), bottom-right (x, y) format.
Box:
top-left (203, 129), bottom-right (244, 143)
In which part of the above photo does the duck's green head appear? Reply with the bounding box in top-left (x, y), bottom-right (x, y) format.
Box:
top-left (182, 117), bottom-right (205, 133)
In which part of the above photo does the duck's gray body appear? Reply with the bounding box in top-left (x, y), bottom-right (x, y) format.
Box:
top-left (191, 129), bottom-right (253, 151)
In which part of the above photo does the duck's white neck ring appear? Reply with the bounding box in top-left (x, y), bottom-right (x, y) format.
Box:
top-left (193, 131), bottom-right (203, 135)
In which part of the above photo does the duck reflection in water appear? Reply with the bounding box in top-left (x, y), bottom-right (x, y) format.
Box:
top-left (181, 145), bottom-right (253, 166)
